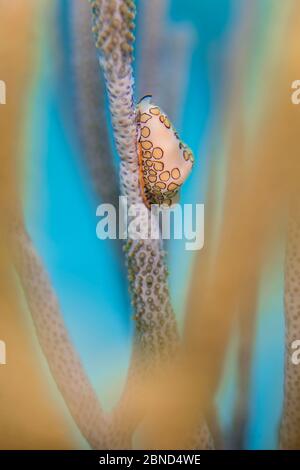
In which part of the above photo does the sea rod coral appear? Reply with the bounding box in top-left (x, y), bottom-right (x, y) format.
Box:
top-left (89, 0), bottom-right (213, 449)
top-left (280, 203), bottom-right (300, 449)
top-left (12, 221), bottom-right (110, 449)
top-left (7, 0), bottom-right (213, 451)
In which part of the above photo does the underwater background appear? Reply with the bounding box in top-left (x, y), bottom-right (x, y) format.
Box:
top-left (1, 0), bottom-right (298, 449)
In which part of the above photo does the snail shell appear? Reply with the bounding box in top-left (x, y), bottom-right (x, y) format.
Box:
top-left (137, 95), bottom-right (194, 207)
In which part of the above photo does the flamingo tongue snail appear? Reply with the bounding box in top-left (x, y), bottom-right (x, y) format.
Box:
top-left (137, 95), bottom-right (195, 208)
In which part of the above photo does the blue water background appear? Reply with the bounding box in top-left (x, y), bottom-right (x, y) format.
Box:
top-left (24, 0), bottom-right (285, 449)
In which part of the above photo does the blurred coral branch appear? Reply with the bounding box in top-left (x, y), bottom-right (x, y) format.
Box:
top-left (139, 0), bottom-right (299, 449)
top-left (138, 0), bottom-right (195, 120)
top-left (70, 0), bottom-right (120, 210)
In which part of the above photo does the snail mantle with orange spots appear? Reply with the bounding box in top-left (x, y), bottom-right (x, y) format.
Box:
top-left (137, 95), bottom-right (194, 208)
